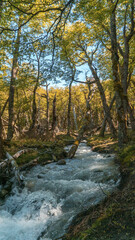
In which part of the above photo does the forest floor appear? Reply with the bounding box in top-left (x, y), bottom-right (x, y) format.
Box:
top-left (4, 134), bottom-right (75, 166)
top-left (62, 131), bottom-right (135, 240)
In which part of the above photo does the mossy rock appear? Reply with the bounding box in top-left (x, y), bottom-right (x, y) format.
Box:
top-left (0, 189), bottom-right (9, 198)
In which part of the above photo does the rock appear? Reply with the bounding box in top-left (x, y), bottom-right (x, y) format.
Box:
top-left (0, 189), bottom-right (9, 198)
top-left (57, 159), bottom-right (66, 165)
top-left (25, 180), bottom-right (36, 190)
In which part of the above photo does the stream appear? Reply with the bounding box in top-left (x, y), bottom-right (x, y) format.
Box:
top-left (0, 142), bottom-right (120, 240)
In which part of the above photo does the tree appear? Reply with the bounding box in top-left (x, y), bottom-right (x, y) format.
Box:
top-left (7, 18), bottom-right (22, 141)
top-left (61, 22), bottom-right (117, 138)
top-left (0, 108), bottom-right (5, 160)
top-left (74, 0), bottom-right (135, 146)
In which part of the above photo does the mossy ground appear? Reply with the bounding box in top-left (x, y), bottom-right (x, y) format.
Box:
top-left (87, 134), bottom-right (118, 153)
top-left (63, 131), bottom-right (135, 240)
top-left (4, 134), bottom-right (74, 166)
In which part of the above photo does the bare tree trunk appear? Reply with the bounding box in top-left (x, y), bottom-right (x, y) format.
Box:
top-left (88, 60), bottom-right (117, 138)
top-left (72, 104), bottom-right (78, 131)
top-left (86, 77), bottom-right (94, 128)
top-left (99, 94), bottom-right (116, 137)
top-left (0, 109), bottom-right (5, 160)
top-left (67, 80), bottom-right (73, 135)
top-left (120, 40), bottom-right (135, 130)
top-left (68, 111), bottom-right (90, 158)
top-left (46, 82), bottom-right (49, 133)
top-left (7, 22), bottom-right (21, 141)
top-left (29, 58), bottom-right (40, 132)
top-left (68, 78), bottom-right (93, 158)
top-left (52, 94), bottom-right (57, 134)
top-left (29, 83), bottom-right (38, 131)
top-left (110, 8), bottom-right (128, 147)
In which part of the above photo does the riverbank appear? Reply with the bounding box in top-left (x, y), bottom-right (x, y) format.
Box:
top-left (62, 132), bottom-right (135, 240)
top-left (0, 134), bottom-right (75, 199)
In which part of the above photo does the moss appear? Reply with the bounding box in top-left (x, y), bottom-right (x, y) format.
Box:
top-left (87, 134), bottom-right (117, 153)
top-left (16, 151), bottom-right (39, 166)
top-left (56, 134), bottom-right (75, 145)
top-left (38, 153), bottom-right (53, 163)
top-left (118, 144), bottom-right (135, 167)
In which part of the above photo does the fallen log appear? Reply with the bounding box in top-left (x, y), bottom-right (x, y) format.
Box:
top-left (68, 124), bottom-right (87, 158)
top-left (5, 152), bottom-right (23, 185)
top-left (20, 157), bottom-right (54, 171)
top-left (19, 157), bottom-right (40, 171)
top-left (13, 148), bottom-right (36, 159)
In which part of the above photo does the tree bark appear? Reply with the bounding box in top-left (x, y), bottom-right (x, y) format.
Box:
top-left (7, 22), bottom-right (21, 141)
top-left (120, 39), bottom-right (135, 130)
top-left (99, 94), bottom-right (116, 137)
top-left (68, 121), bottom-right (88, 159)
top-left (88, 60), bottom-right (117, 139)
top-left (46, 81), bottom-right (49, 133)
top-left (110, 8), bottom-right (128, 147)
top-left (0, 109), bottom-right (5, 160)
top-left (29, 59), bottom-right (40, 132)
top-left (52, 94), bottom-right (57, 134)
top-left (68, 87), bottom-right (92, 158)
top-left (67, 80), bottom-right (73, 135)
top-left (72, 104), bottom-right (78, 131)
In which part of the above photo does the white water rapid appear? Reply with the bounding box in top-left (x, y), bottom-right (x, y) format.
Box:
top-left (0, 142), bottom-right (120, 240)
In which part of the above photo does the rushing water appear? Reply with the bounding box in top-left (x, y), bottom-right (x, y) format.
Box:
top-left (0, 142), bottom-right (120, 240)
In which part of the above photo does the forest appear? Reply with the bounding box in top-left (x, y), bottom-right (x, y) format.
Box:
top-left (0, 0), bottom-right (135, 240)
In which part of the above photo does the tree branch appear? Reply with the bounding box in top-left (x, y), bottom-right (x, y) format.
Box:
top-left (127, 0), bottom-right (135, 42)
top-left (0, 0), bottom-right (74, 34)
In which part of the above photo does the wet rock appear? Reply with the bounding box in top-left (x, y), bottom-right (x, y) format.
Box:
top-left (0, 189), bottom-right (9, 198)
top-left (57, 159), bottom-right (66, 165)
top-left (37, 174), bottom-right (43, 179)
top-left (25, 180), bottom-right (36, 190)
top-left (93, 169), bottom-right (103, 173)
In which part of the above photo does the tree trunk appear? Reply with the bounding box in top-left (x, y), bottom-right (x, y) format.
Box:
top-left (46, 82), bottom-right (49, 133)
top-left (68, 102), bottom-right (91, 158)
top-left (29, 59), bottom-right (40, 132)
top-left (67, 80), bottom-right (73, 135)
top-left (0, 109), bottom-right (5, 160)
top-left (29, 83), bottom-right (38, 131)
top-left (99, 94), bottom-right (116, 137)
top-left (120, 41), bottom-right (135, 131)
top-left (52, 94), bottom-right (57, 134)
top-left (7, 22), bottom-right (21, 141)
top-left (72, 104), bottom-right (78, 131)
top-left (110, 9), bottom-right (128, 147)
top-left (88, 60), bottom-right (117, 139)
